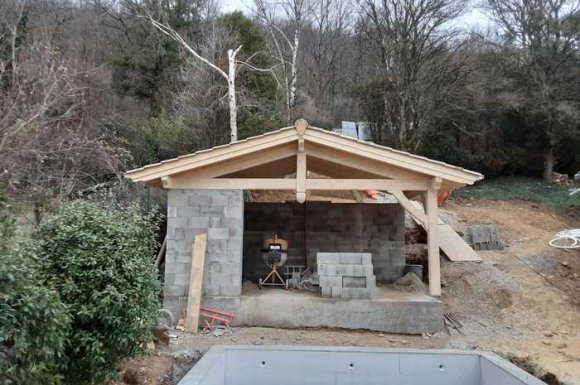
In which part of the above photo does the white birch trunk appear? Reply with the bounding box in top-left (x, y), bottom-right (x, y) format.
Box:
top-left (289, 27), bottom-right (300, 108)
top-left (227, 47), bottom-right (240, 142)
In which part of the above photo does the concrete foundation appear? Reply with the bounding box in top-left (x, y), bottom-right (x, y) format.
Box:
top-left (178, 346), bottom-right (546, 385)
top-left (202, 286), bottom-right (443, 334)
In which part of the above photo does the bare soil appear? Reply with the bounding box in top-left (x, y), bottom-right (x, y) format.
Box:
top-left (117, 198), bottom-right (580, 385)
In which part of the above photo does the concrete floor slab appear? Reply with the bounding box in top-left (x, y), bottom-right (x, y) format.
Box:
top-left (202, 286), bottom-right (443, 334)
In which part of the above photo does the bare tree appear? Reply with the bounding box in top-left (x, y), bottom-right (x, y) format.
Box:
top-left (0, 0), bottom-right (125, 222)
top-left (144, 16), bottom-right (243, 142)
top-left (300, 0), bottom-right (354, 118)
top-left (357, 0), bottom-right (466, 151)
top-left (254, 0), bottom-right (308, 119)
top-left (485, 0), bottom-right (580, 182)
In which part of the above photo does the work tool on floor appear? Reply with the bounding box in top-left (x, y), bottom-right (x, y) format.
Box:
top-left (199, 306), bottom-right (236, 333)
top-left (258, 234), bottom-right (288, 288)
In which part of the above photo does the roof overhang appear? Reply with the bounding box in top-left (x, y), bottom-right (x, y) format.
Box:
top-left (124, 119), bottom-right (483, 194)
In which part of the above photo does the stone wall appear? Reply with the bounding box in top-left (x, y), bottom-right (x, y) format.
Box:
top-left (244, 202), bottom-right (405, 283)
top-left (163, 189), bottom-right (244, 318)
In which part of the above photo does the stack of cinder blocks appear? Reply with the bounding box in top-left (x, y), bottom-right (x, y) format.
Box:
top-left (464, 224), bottom-right (505, 250)
top-left (317, 252), bottom-right (378, 300)
top-left (164, 189), bottom-right (244, 319)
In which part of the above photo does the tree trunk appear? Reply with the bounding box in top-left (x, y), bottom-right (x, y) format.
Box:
top-left (289, 26), bottom-right (300, 109)
top-left (227, 47), bottom-right (240, 142)
top-left (543, 146), bottom-right (555, 183)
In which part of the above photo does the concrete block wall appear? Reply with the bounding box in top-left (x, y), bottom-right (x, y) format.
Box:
top-left (243, 202), bottom-right (405, 283)
top-left (164, 189), bottom-right (244, 319)
top-left (318, 252), bottom-right (378, 300)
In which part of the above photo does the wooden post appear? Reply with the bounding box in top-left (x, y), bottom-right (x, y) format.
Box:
top-left (425, 184), bottom-right (441, 296)
top-left (185, 233), bottom-right (208, 333)
top-left (296, 138), bottom-right (306, 203)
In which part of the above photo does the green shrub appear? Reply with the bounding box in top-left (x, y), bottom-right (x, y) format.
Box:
top-left (35, 201), bottom-right (160, 384)
top-left (0, 198), bottom-right (70, 385)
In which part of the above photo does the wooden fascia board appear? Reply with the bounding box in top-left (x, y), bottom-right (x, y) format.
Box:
top-left (125, 129), bottom-right (299, 182)
top-left (304, 130), bottom-right (483, 185)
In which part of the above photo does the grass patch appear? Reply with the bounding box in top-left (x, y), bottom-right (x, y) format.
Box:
top-left (452, 177), bottom-right (579, 211)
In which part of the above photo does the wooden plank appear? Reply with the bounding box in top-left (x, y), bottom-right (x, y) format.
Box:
top-left (438, 224), bottom-right (483, 262)
top-left (306, 179), bottom-right (431, 191)
top-left (425, 189), bottom-right (441, 296)
top-left (163, 177), bottom-right (297, 190)
top-left (404, 199), bottom-right (482, 263)
top-left (185, 233), bottom-right (208, 333)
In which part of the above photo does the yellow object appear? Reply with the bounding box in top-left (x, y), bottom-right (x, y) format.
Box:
top-left (262, 234), bottom-right (288, 250)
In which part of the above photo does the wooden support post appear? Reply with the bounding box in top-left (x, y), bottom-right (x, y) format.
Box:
top-left (296, 138), bottom-right (306, 203)
top-left (185, 233), bottom-right (208, 333)
top-left (425, 186), bottom-right (441, 296)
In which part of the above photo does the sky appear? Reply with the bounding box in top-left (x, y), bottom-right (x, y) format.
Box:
top-left (218, 0), bottom-right (492, 29)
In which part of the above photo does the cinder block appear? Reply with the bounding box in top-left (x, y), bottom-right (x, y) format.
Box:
top-left (173, 274), bottom-right (191, 286)
top-left (177, 207), bottom-right (201, 217)
top-left (319, 276), bottom-right (342, 288)
top-left (335, 265), bottom-right (355, 276)
top-left (165, 262), bottom-right (188, 274)
top-left (164, 285), bottom-right (186, 297)
top-left (339, 253), bottom-right (362, 265)
top-left (318, 264), bottom-right (338, 276)
top-left (342, 276), bottom-right (366, 288)
top-left (169, 191), bottom-right (188, 207)
top-left (167, 207), bottom-right (178, 218)
top-left (188, 194), bottom-right (212, 206)
top-left (201, 206), bottom-right (224, 215)
top-left (317, 253), bottom-right (340, 264)
top-left (331, 286), bottom-right (342, 299)
top-left (320, 286), bottom-right (331, 298)
top-left (188, 216), bottom-right (210, 228)
top-left (203, 285), bottom-right (219, 296)
top-left (208, 228), bottom-right (229, 239)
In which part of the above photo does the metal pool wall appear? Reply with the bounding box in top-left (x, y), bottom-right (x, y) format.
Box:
top-left (178, 346), bottom-right (546, 385)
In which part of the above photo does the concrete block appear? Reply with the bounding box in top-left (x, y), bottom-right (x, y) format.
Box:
top-left (342, 276), bottom-right (366, 288)
top-left (319, 276), bottom-right (342, 288)
top-left (188, 194), bottom-right (212, 206)
top-left (339, 253), bottom-right (362, 265)
top-left (201, 206), bottom-right (224, 215)
top-left (189, 216), bottom-right (210, 228)
top-left (318, 264), bottom-right (338, 276)
top-left (177, 207), bottom-right (201, 217)
top-left (164, 285), bottom-right (186, 297)
top-left (208, 228), bottom-right (229, 239)
top-left (167, 207), bottom-right (178, 218)
top-left (317, 253), bottom-right (340, 264)
top-left (361, 253), bottom-right (373, 265)
top-left (169, 191), bottom-right (188, 207)
top-left (173, 274), bottom-right (191, 286)
top-left (320, 286), bottom-right (331, 298)
top-left (165, 247), bottom-right (179, 263)
top-left (331, 286), bottom-right (342, 299)
top-left (165, 262), bottom-right (188, 274)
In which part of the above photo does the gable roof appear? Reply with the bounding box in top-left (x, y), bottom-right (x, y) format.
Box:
top-left (124, 120), bottom-right (483, 190)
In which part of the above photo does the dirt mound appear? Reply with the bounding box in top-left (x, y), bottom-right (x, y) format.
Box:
top-left (446, 199), bottom-right (571, 242)
top-left (441, 260), bottom-right (522, 336)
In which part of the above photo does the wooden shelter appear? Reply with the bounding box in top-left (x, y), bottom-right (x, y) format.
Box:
top-left (125, 119), bottom-right (483, 296)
